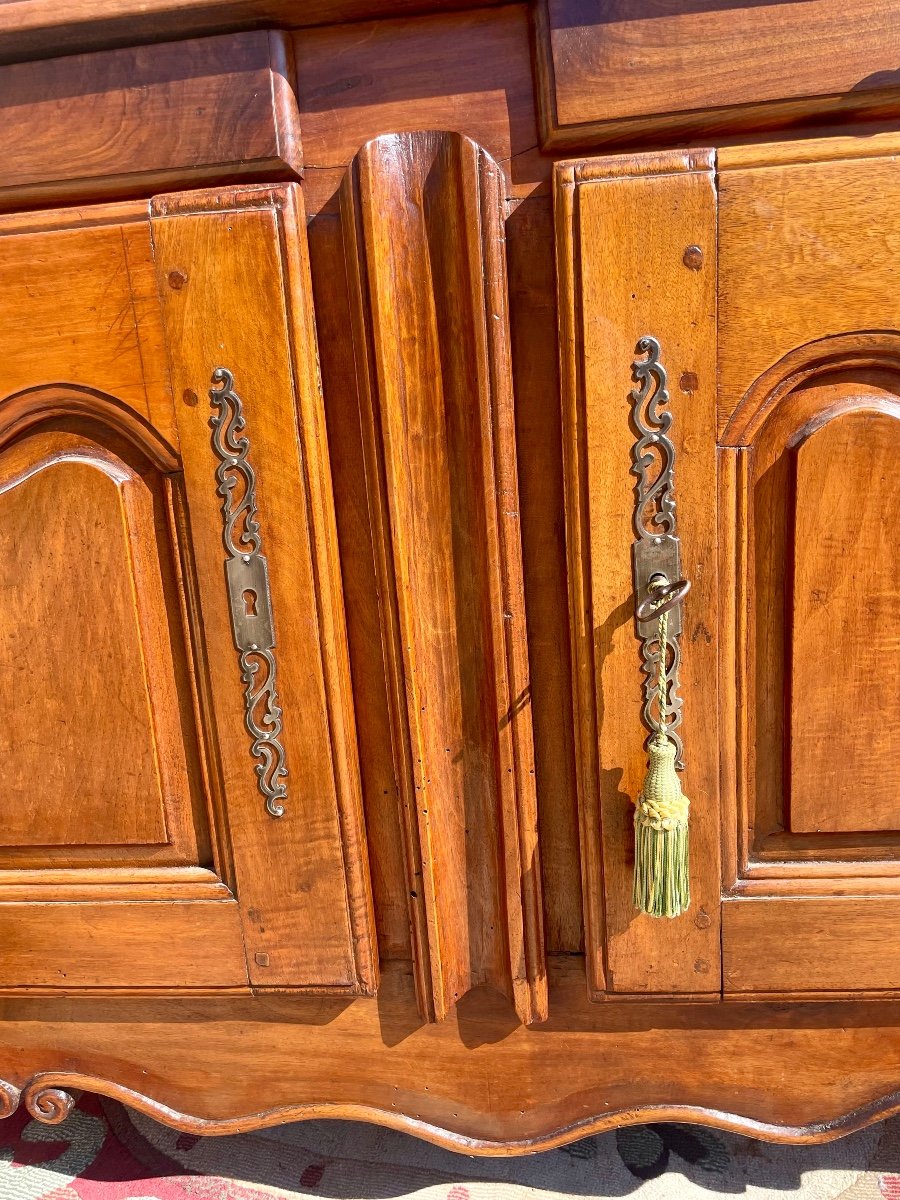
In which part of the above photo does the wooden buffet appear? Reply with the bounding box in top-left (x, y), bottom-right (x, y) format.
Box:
top-left (0, 0), bottom-right (899, 1152)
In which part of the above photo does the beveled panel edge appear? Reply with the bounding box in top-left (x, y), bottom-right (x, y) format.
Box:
top-left (553, 160), bottom-right (605, 999)
top-left (716, 126), bottom-right (900, 172)
top-left (538, 90), bottom-right (900, 156)
top-left (554, 148), bottom-right (715, 188)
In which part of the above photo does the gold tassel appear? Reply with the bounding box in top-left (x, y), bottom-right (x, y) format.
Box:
top-left (633, 602), bottom-right (690, 918)
top-left (633, 734), bottom-right (690, 917)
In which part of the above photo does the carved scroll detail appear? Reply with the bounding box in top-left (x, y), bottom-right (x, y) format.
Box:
top-left (209, 367), bottom-right (287, 818)
top-left (0, 1078), bottom-right (77, 1125)
top-left (630, 336), bottom-right (685, 767)
top-left (0, 1079), bottom-right (19, 1118)
top-left (24, 1085), bottom-right (75, 1124)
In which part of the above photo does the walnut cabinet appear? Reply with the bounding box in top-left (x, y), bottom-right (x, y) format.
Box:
top-left (0, 0), bottom-right (898, 1152)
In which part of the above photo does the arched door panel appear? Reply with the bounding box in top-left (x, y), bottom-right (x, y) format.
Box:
top-left (788, 405), bottom-right (900, 835)
top-left (0, 406), bottom-right (246, 989)
top-left (0, 429), bottom-right (198, 854)
top-left (740, 377), bottom-right (900, 863)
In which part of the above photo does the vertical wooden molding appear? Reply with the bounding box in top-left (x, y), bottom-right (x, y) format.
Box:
top-left (553, 166), bottom-right (607, 998)
top-left (341, 132), bottom-right (547, 1025)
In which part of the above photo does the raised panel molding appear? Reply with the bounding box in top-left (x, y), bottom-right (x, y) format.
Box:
top-left (719, 332), bottom-right (900, 890)
top-left (0, 387), bottom-right (210, 873)
top-left (341, 131), bottom-right (547, 1024)
top-left (0, 32), bottom-right (302, 208)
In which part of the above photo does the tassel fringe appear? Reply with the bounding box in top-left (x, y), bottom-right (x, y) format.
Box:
top-left (632, 816), bottom-right (690, 918)
top-left (632, 732), bottom-right (691, 918)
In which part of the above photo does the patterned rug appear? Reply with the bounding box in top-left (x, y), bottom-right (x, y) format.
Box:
top-left (1, 1093), bottom-right (898, 1200)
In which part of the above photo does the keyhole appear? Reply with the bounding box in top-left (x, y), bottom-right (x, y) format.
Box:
top-left (243, 589), bottom-right (258, 618)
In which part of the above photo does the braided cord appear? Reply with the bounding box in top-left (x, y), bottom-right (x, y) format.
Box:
top-left (633, 580), bottom-right (690, 917)
top-left (635, 594), bottom-right (688, 828)
top-left (656, 607), bottom-right (668, 738)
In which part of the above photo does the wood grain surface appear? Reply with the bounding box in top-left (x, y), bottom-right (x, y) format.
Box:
top-left (0, 210), bottom-right (173, 436)
top-left (2, 961), bottom-right (900, 1148)
top-left (721, 348), bottom-right (900, 892)
top-left (342, 132), bottom-right (546, 1024)
top-left (0, 0), bottom-right (504, 64)
top-left (0, 902), bottom-right (249, 990)
top-left (153, 184), bottom-right (376, 994)
top-left (0, 185), bottom-right (377, 995)
top-left (0, 32), bottom-right (301, 209)
top-left (717, 133), bottom-right (900, 908)
top-left (1, 0), bottom-right (900, 1150)
top-left (723, 899), bottom-right (900, 993)
top-left (0, 434), bottom-right (184, 850)
top-left (789, 407), bottom-right (900, 834)
top-left (556, 150), bottom-right (721, 995)
top-left (294, 6), bottom-right (546, 215)
top-left (535, 0), bottom-right (900, 148)
top-left (306, 211), bottom-right (413, 965)
top-left (718, 151), bottom-right (900, 434)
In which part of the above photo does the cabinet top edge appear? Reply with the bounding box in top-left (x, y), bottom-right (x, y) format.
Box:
top-left (0, 0), bottom-right (508, 67)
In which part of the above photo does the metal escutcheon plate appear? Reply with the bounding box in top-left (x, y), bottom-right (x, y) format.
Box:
top-left (632, 535), bottom-right (682, 639)
top-left (225, 553), bottom-right (276, 653)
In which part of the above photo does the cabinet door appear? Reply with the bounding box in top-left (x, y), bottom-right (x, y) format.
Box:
top-left (716, 137), bottom-right (900, 996)
top-left (555, 151), bottom-right (721, 996)
top-left (557, 135), bottom-right (900, 999)
top-left (0, 188), bottom-right (374, 994)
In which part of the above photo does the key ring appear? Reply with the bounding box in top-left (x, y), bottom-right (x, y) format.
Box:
top-left (636, 575), bottom-right (691, 622)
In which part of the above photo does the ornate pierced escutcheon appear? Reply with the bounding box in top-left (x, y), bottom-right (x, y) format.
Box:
top-left (209, 367), bottom-right (288, 818)
top-left (630, 336), bottom-right (688, 769)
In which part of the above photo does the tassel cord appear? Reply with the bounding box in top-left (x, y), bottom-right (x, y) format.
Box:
top-left (656, 606), bottom-right (669, 737)
top-left (632, 584), bottom-right (691, 918)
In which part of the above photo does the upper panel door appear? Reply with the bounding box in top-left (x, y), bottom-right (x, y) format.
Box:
top-left (0, 188), bottom-right (374, 994)
top-left (557, 133), bottom-right (900, 1001)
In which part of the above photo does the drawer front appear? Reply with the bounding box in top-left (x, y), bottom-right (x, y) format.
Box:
top-left (0, 31), bottom-right (301, 208)
top-left (536, 0), bottom-right (900, 149)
